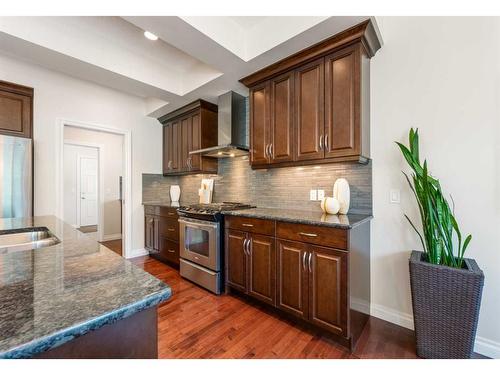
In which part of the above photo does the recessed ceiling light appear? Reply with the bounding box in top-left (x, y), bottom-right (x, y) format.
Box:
top-left (144, 31), bottom-right (158, 41)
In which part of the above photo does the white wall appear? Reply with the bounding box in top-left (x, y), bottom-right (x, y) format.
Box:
top-left (0, 52), bottom-right (162, 256)
top-left (371, 17), bottom-right (500, 357)
top-left (64, 127), bottom-right (124, 237)
top-left (63, 144), bottom-right (98, 227)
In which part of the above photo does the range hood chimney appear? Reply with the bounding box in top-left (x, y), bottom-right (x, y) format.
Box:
top-left (189, 91), bottom-right (248, 158)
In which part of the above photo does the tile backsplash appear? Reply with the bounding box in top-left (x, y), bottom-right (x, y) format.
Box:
top-left (143, 156), bottom-right (372, 214)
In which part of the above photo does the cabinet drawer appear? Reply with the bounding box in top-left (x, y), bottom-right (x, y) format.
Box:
top-left (276, 222), bottom-right (347, 250)
top-left (225, 216), bottom-right (275, 236)
top-left (159, 218), bottom-right (179, 241)
top-left (159, 237), bottom-right (179, 265)
top-left (157, 206), bottom-right (178, 218)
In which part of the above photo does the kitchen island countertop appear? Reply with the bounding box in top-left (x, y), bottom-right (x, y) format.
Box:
top-left (0, 216), bottom-right (171, 359)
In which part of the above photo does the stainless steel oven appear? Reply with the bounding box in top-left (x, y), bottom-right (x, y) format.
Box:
top-left (178, 217), bottom-right (221, 294)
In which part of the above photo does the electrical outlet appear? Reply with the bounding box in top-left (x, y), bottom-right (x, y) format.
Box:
top-left (317, 189), bottom-right (325, 201)
top-left (390, 189), bottom-right (401, 204)
top-left (309, 189), bottom-right (317, 201)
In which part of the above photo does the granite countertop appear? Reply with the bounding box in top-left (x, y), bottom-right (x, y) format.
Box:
top-left (0, 216), bottom-right (171, 359)
top-left (142, 201), bottom-right (193, 208)
top-left (222, 207), bottom-right (372, 229)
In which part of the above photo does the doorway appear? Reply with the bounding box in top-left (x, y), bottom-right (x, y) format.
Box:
top-left (59, 121), bottom-right (129, 257)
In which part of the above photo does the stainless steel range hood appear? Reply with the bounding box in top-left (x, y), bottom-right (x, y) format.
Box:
top-left (189, 91), bottom-right (248, 158)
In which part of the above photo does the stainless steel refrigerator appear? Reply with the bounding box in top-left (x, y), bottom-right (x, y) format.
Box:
top-left (0, 135), bottom-right (32, 218)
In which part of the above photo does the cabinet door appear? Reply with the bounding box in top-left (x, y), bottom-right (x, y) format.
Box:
top-left (180, 115), bottom-right (191, 172)
top-left (162, 123), bottom-right (173, 174)
top-left (225, 229), bottom-right (247, 292)
top-left (170, 120), bottom-right (181, 173)
top-left (308, 245), bottom-right (348, 336)
top-left (247, 234), bottom-right (275, 305)
top-left (276, 239), bottom-right (309, 319)
top-left (270, 72), bottom-right (294, 164)
top-left (324, 46), bottom-right (359, 158)
top-left (144, 215), bottom-right (156, 251)
top-left (0, 89), bottom-right (32, 138)
top-left (294, 58), bottom-right (324, 161)
top-left (189, 112), bottom-right (201, 171)
top-left (249, 82), bottom-right (270, 166)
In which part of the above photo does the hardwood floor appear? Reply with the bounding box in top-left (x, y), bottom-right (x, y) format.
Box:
top-left (131, 255), bottom-right (419, 359)
top-left (100, 239), bottom-right (122, 256)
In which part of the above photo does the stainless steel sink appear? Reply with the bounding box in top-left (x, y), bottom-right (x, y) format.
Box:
top-left (0, 227), bottom-right (60, 253)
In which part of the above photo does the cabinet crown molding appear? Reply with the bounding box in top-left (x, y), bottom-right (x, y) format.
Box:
top-left (158, 99), bottom-right (217, 124)
top-left (240, 20), bottom-right (381, 88)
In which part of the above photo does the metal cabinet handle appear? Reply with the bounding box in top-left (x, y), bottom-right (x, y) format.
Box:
top-left (168, 249), bottom-right (175, 253)
top-left (269, 143), bottom-right (273, 158)
top-left (265, 144), bottom-right (270, 158)
top-left (167, 228), bottom-right (175, 232)
top-left (319, 135), bottom-right (324, 150)
top-left (168, 160), bottom-right (172, 170)
top-left (324, 134), bottom-right (329, 151)
top-left (308, 253), bottom-right (313, 272)
top-left (242, 223), bottom-right (254, 227)
top-left (168, 212), bottom-right (175, 216)
top-left (247, 238), bottom-right (252, 256)
top-left (243, 238), bottom-right (248, 255)
top-left (299, 232), bottom-right (318, 238)
top-left (302, 252), bottom-right (307, 271)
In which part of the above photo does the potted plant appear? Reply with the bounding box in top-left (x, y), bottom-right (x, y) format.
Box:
top-left (396, 128), bottom-right (484, 359)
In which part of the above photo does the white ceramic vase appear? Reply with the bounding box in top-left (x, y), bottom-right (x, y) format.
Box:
top-left (333, 178), bottom-right (350, 214)
top-left (170, 185), bottom-right (181, 202)
top-left (320, 197), bottom-right (340, 215)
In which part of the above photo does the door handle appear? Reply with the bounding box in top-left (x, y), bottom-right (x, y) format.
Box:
top-left (242, 223), bottom-right (254, 227)
top-left (265, 144), bottom-right (270, 158)
top-left (167, 228), bottom-right (175, 232)
top-left (302, 252), bottom-right (307, 271)
top-left (319, 135), bottom-right (324, 150)
top-left (308, 252), bottom-right (313, 272)
top-left (299, 232), bottom-right (318, 238)
top-left (81, 197), bottom-right (86, 200)
top-left (269, 143), bottom-right (273, 158)
top-left (168, 160), bottom-right (172, 170)
top-left (168, 249), bottom-right (175, 253)
top-left (324, 134), bottom-right (329, 151)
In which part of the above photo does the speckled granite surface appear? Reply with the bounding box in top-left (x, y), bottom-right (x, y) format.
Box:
top-left (0, 216), bottom-right (171, 359)
top-left (222, 208), bottom-right (372, 229)
top-left (142, 201), bottom-right (195, 208)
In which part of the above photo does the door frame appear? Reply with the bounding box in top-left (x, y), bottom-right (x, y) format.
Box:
top-left (56, 119), bottom-right (132, 258)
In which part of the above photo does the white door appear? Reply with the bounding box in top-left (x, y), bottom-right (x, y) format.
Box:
top-left (79, 156), bottom-right (98, 226)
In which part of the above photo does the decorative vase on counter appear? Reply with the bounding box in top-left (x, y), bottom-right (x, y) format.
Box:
top-left (170, 185), bottom-right (180, 202)
top-left (320, 197), bottom-right (340, 214)
top-left (333, 178), bottom-right (350, 214)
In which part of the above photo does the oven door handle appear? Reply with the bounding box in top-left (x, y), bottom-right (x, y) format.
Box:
top-left (178, 217), bottom-right (219, 230)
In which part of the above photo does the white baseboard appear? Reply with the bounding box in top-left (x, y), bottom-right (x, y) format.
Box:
top-left (102, 233), bottom-right (122, 241)
top-left (127, 248), bottom-right (149, 259)
top-left (370, 302), bottom-right (500, 358)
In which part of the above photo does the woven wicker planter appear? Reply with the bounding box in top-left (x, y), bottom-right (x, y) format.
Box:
top-left (409, 251), bottom-right (484, 358)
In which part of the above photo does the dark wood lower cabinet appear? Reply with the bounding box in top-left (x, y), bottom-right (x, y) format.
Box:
top-left (225, 218), bottom-right (370, 350)
top-left (309, 245), bottom-right (348, 335)
top-left (144, 205), bottom-right (179, 266)
top-left (247, 233), bottom-right (275, 305)
top-left (276, 239), bottom-right (308, 319)
top-left (34, 307), bottom-right (158, 359)
top-left (225, 229), bottom-right (275, 305)
top-left (225, 229), bottom-right (247, 292)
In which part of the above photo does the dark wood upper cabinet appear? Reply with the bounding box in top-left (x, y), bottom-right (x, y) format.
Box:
top-left (159, 100), bottom-right (218, 175)
top-left (249, 82), bottom-right (270, 166)
top-left (270, 72), bottom-right (294, 163)
top-left (308, 245), bottom-right (348, 335)
top-left (0, 80), bottom-right (33, 138)
top-left (294, 58), bottom-right (325, 161)
top-left (276, 239), bottom-right (308, 319)
top-left (247, 233), bottom-right (275, 305)
top-left (241, 20), bottom-right (380, 168)
top-left (324, 46), bottom-right (359, 159)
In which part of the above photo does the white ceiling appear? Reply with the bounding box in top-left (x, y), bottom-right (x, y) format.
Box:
top-left (0, 16), bottom-right (378, 117)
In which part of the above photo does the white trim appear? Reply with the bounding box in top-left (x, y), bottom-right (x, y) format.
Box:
top-left (56, 118), bottom-right (132, 258)
top-left (128, 248), bottom-right (149, 258)
top-left (370, 302), bottom-right (500, 358)
top-left (102, 233), bottom-right (122, 241)
top-left (351, 297), bottom-right (371, 315)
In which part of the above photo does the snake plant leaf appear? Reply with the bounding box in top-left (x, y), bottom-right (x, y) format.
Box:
top-left (405, 214), bottom-right (426, 252)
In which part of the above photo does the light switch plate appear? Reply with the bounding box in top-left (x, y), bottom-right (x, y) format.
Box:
top-left (317, 189), bottom-right (325, 201)
top-left (390, 189), bottom-right (401, 204)
top-left (309, 189), bottom-right (317, 201)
